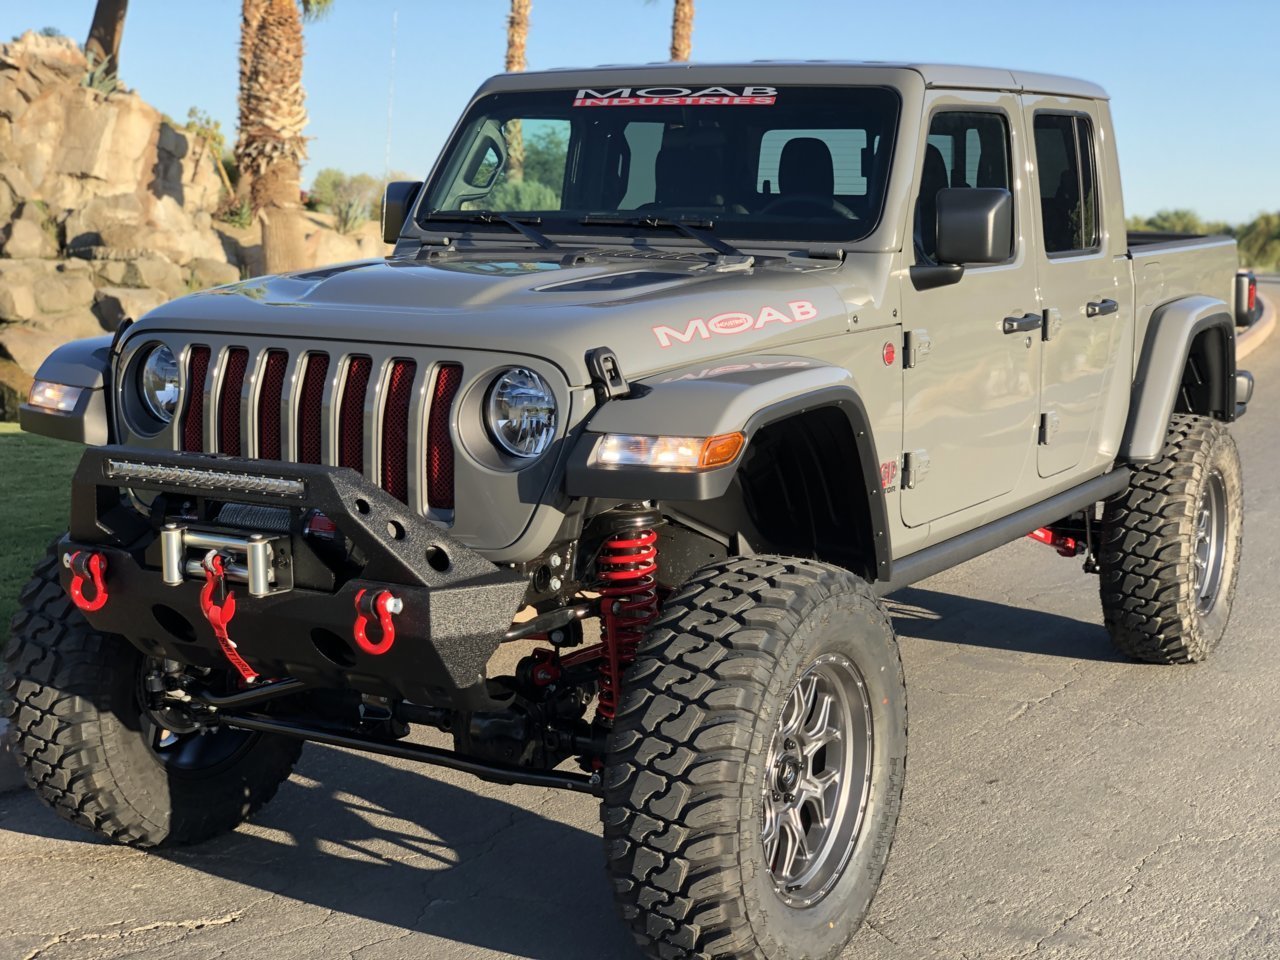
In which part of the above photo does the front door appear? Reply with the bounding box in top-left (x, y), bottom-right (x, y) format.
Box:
top-left (900, 94), bottom-right (1041, 528)
top-left (1024, 99), bottom-right (1128, 477)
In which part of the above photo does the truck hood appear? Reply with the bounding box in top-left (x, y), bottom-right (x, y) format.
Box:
top-left (135, 252), bottom-right (855, 385)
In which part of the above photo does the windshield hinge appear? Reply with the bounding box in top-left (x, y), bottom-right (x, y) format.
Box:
top-left (586, 347), bottom-right (631, 403)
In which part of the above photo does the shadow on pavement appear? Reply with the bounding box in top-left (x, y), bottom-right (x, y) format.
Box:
top-left (5, 743), bottom-right (640, 960)
top-left (888, 586), bottom-right (1128, 662)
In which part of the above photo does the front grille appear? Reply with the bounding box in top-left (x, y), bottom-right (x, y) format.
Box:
top-left (185, 346), bottom-right (464, 514)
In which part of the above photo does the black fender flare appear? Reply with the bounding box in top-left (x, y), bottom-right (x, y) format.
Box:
top-left (565, 355), bottom-right (892, 580)
top-left (18, 334), bottom-right (115, 446)
top-left (1121, 296), bottom-right (1235, 463)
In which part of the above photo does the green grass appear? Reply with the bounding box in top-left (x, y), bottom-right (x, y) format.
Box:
top-left (0, 424), bottom-right (82, 628)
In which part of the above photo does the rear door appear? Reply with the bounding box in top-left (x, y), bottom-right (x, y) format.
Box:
top-left (1024, 100), bottom-right (1128, 477)
top-left (899, 93), bottom-right (1042, 527)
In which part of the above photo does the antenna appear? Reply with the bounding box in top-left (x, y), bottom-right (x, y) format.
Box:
top-left (384, 8), bottom-right (398, 182)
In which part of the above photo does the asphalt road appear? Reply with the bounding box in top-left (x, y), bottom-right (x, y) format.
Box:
top-left (3, 313), bottom-right (1279, 960)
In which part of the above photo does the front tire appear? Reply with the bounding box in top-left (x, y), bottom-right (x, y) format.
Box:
top-left (2, 546), bottom-right (302, 848)
top-left (603, 557), bottom-right (907, 960)
top-left (1099, 414), bottom-right (1244, 663)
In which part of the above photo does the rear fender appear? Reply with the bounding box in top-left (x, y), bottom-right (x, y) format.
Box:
top-left (1122, 296), bottom-right (1235, 463)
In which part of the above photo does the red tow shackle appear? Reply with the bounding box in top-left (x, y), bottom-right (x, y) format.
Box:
top-left (65, 551), bottom-right (109, 612)
top-left (353, 589), bottom-right (402, 656)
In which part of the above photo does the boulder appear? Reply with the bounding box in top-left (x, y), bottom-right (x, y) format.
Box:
top-left (1, 201), bottom-right (57, 258)
top-left (92, 285), bottom-right (169, 330)
top-left (1, 216), bottom-right (54, 258)
top-left (0, 282), bottom-right (35, 322)
top-left (123, 255), bottom-right (186, 297)
top-left (188, 257), bottom-right (241, 290)
top-left (32, 272), bottom-right (96, 315)
top-left (0, 324), bottom-right (72, 375)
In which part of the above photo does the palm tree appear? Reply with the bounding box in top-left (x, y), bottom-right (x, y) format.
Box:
top-left (235, 0), bottom-right (332, 272)
top-left (84, 0), bottom-right (129, 77)
top-left (505, 0), bottom-right (531, 181)
top-left (670, 0), bottom-right (693, 61)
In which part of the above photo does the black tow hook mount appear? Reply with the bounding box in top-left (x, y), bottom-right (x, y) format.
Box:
top-left (586, 346), bottom-right (631, 403)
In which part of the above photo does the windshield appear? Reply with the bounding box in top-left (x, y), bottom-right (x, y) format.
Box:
top-left (421, 85), bottom-right (900, 244)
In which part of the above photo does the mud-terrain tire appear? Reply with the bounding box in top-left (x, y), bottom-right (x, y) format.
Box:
top-left (1099, 414), bottom-right (1243, 663)
top-left (2, 545), bottom-right (302, 847)
top-left (602, 556), bottom-right (906, 960)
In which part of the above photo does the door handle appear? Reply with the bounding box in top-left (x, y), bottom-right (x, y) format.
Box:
top-left (1003, 313), bottom-right (1043, 334)
top-left (1087, 298), bottom-right (1119, 317)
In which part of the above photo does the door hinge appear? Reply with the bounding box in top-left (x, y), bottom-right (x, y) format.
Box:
top-left (903, 449), bottom-right (931, 489)
top-left (1039, 411), bottom-right (1061, 445)
top-left (903, 329), bottom-right (932, 368)
top-left (1042, 308), bottom-right (1063, 342)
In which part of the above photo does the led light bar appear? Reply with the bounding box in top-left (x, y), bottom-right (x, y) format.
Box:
top-left (104, 459), bottom-right (307, 498)
top-left (28, 380), bottom-right (84, 413)
top-left (594, 432), bottom-right (745, 472)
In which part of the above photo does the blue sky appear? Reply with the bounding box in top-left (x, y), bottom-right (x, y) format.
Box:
top-left (7, 1), bottom-right (1274, 222)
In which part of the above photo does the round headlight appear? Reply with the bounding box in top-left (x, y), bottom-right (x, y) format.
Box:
top-left (138, 344), bottom-right (180, 423)
top-left (486, 367), bottom-right (557, 459)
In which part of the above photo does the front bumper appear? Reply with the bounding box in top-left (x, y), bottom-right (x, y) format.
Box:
top-left (60, 446), bottom-right (528, 710)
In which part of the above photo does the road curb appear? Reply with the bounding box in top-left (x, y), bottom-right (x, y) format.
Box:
top-left (0, 720), bottom-right (24, 794)
top-left (1238, 291), bottom-right (1275, 361)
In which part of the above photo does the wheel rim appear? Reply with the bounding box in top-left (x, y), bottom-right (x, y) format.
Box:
top-left (1192, 469), bottom-right (1228, 614)
top-left (137, 660), bottom-right (255, 775)
top-left (761, 653), bottom-right (873, 908)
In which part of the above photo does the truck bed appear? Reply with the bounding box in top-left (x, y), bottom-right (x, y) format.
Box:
top-left (1127, 233), bottom-right (1238, 363)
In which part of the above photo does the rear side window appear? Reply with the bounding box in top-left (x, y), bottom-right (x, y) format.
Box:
top-left (915, 111), bottom-right (1011, 262)
top-left (1033, 114), bottom-right (1100, 255)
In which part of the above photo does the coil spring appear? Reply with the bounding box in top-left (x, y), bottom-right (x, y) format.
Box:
top-left (596, 528), bottom-right (659, 721)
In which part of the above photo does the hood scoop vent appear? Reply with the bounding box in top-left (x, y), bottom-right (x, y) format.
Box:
top-left (536, 270), bottom-right (684, 294)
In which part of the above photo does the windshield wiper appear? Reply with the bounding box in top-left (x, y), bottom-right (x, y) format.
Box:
top-left (579, 214), bottom-right (745, 259)
top-left (424, 210), bottom-right (560, 250)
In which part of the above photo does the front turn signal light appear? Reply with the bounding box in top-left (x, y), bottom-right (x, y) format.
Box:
top-left (28, 380), bottom-right (84, 413)
top-left (595, 432), bottom-right (746, 471)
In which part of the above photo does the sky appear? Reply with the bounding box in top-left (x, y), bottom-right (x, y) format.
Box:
top-left (5, 0), bottom-right (1274, 223)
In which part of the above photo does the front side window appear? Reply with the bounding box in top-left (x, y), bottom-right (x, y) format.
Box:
top-left (421, 86), bottom-right (901, 244)
top-left (1033, 113), bottom-right (1100, 255)
top-left (915, 111), bottom-right (1011, 262)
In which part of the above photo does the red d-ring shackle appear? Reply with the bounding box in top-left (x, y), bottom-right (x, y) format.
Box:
top-left (353, 589), bottom-right (402, 655)
top-left (66, 551), bottom-right (109, 612)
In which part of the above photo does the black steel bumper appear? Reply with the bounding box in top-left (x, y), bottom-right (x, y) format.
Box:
top-left (59, 446), bottom-right (528, 710)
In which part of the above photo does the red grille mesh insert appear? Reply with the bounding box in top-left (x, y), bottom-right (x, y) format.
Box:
top-left (380, 360), bottom-right (416, 503)
top-left (427, 364), bottom-right (462, 510)
top-left (257, 350), bottom-right (288, 460)
top-left (338, 356), bottom-right (372, 474)
top-left (218, 348), bottom-right (249, 456)
top-left (181, 346), bottom-right (210, 452)
top-left (297, 353), bottom-right (329, 464)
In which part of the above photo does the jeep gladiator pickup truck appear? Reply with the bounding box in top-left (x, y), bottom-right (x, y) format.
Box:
top-left (6, 63), bottom-right (1255, 960)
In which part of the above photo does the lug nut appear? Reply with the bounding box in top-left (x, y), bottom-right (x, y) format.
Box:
top-left (784, 738), bottom-right (796, 751)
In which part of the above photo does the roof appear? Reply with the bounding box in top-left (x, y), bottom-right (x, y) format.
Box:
top-left (480, 61), bottom-right (1109, 101)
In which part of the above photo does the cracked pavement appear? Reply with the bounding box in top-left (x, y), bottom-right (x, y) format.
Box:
top-left (3, 326), bottom-right (1279, 959)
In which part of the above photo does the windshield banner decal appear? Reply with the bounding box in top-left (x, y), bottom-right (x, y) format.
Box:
top-left (574, 86), bottom-right (777, 107)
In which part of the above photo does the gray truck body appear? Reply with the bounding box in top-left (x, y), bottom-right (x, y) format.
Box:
top-left (24, 61), bottom-right (1246, 581)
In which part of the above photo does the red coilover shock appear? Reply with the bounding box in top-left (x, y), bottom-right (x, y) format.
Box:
top-left (596, 514), bottom-right (661, 722)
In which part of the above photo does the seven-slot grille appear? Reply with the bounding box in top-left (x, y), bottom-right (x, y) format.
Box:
top-left (179, 346), bottom-right (463, 513)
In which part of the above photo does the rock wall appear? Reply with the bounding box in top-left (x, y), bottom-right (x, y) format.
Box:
top-left (0, 31), bottom-right (389, 417)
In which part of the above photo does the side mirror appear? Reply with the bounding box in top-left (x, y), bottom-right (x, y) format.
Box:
top-left (381, 180), bottom-right (423, 244)
top-left (935, 188), bottom-right (1013, 265)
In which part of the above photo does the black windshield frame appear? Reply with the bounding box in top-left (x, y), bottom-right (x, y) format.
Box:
top-left (418, 85), bottom-right (902, 246)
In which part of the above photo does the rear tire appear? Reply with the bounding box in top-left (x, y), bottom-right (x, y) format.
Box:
top-left (602, 556), bottom-right (906, 960)
top-left (2, 545), bottom-right (302, 848)
top-left (1099, 414), bottom-right (1243, 663)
